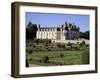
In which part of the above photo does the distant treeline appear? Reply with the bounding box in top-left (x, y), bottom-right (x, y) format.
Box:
top-left (80, 31), bottom-right (89, 40)
top-left (26, 22), bottom-right (89, 40)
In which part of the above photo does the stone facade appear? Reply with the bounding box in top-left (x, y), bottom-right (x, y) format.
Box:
top-left (36, 22), bottom-right (80, 40)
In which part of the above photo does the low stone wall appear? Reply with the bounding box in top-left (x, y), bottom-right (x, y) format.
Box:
top-left (51, 39), bottom-right (89, 44)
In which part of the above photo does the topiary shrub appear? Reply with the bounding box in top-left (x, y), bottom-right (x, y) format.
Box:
top-left (80, 40), bottom-right (85, 47)
top-left (82, 40), bottom-right (85, 45)
top-left (60, 53), bottom-right (64, 58)
top-left (67, 42), bottom-right (72, 46)
top-left (57, 43), bottom-right (61, 48)
top-left (29, 50), bottom-right (32, 54)
top-left (41, 56), bottom-right (49, 63)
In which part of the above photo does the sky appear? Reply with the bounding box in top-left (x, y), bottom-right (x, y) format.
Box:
top-left (26, 12), bottom-right (90, 32)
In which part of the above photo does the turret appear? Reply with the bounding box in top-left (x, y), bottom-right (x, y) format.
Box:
top-left (37, 24), bottom-right (40, 31)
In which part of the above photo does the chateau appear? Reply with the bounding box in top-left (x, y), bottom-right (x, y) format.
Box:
top-left (36, 22), bottom-right (80, 40)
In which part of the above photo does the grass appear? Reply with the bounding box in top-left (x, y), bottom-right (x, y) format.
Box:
top-left (28, 50), bottom-right (81, 58)
top-left (27, 50), bottom-right (89, 66)
top-left (28, 60), bottom-right (55, 66)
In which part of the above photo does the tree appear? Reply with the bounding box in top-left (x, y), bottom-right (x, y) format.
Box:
top-left (80, 31), bottom-right (90, 40)
top-left (84, 31), bottom-right (89, 40)
top-left (26, 22), bottom-right (38, 39)
top-left (26, 59), bottom-right (29, 67)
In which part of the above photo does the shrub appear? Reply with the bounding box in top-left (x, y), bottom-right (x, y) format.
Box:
top-left (32, 44), bottom-right (36, 48)
top-left (45, 43), bottom-right (49, 47)
top-left (86, 44), bottom-right (89, 47)
top-left (57, 43), bottom-right (65, 49)
top-left (67, 42), bottom-right (72, 46)
top-left (65, 46), bottom-right (71, 50)
top-left (57, 43), bottom-right (62, 48)
top-left (41, 56), bottom-right (49, 63)
top-left (60, 53), bottom-right (64, 58)
top-left (82, 40), bottom-right (85, 45)
top-left (28, 42), bottom-right (32, 47)
top-left (77, 42), bottom-right (79, 44)
top-left (62, 44), bottom-right (65, 48)
top-left (72, 44), bottom-right (79, 50)
top-left (29, 50), bottom-right (32, 54)
top-left (79, 41), bottom-right (86, 47)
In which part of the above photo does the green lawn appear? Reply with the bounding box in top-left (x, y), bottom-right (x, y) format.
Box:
top-left (27, 50), bottom-right (89, 66)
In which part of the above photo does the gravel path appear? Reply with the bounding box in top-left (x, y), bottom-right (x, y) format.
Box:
top-left (29, 64), bottom-right (40, 67)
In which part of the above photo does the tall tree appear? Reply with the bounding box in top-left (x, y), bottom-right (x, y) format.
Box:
top-left (80, 30), bottom-right (89, 40)
top-left (26, 22), bottom-right (37, 39)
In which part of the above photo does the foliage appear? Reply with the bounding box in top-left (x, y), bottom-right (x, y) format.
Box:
top-left (80, 31), bottom-right (90, 40)
top-left (57, 43), bottom-right (66, 49)
top-left (41, 56), bottom-right (49, 63)
top-left (65, 45), bottom-right (72, 50)
top-left (29, 50), bottom-right (32, 54)
top-left (79, 40), bottom-right (85, 47)
top-left (60, 53), bottom-right (64, 58)
top-left (26, 59), bottom-right (29, 67)
top-left (33, 39), bottom-right (51, 44)
top-left (26, 22), bottom-right (38, 39)
top-left (82, 40), bottom-right (85, 45)
top-left (67, 42), bottom-right (72, 46)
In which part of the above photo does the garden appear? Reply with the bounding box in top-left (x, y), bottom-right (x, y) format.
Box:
top-left (26, 39), bottom-right (89, 67)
